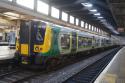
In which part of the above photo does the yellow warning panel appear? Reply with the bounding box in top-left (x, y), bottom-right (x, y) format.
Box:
top-left (21, 44), bottom-right (29, 55)
top-left (34, 45), bottom-right (42, 52)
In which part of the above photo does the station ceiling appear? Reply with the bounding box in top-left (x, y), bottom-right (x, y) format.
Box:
top-left (0, 0), bottom-right (124, 35)
top-left (42, 0), bottom-right (125, 33)
top-left (109, 0), bottom-right (125, 34)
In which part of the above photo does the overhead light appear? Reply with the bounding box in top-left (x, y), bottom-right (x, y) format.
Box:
top-left (101, 19), bottom-right (106, 22)
top-left (3, 12), bottom-right (26, 20)
top-left (94, 13), bottom-right (100, 16)
top-left (4, 12), bottom-right (20, 17)
top-left (3, 15), bottom-right (18, 19)
top-left (98, 16), bottom-right (103, 19)
top-left (81, 3), bottom-right (93, 7)
top-left (89, 9), bottom-right (97, 12)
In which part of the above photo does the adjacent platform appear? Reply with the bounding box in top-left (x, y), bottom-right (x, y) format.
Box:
top-left (95, 47), bottom-right (125, 83)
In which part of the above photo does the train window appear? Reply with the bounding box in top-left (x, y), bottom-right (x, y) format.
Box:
top-left (76, 18), bottom-right (79, 26)
top-left (70, 16), bottom-right (74, 24)
top-left (78, 36), bottom-right (83, 47)
top-left (96, 39), bottom-right (100, 46)
top-left (60, 34), bottom-right (70, 50)
top-left (88, 38), bottom-right (92, 46)
top-left (83, 37), bottom-right (88, 47)
top-left (78, 36), bottom-right (88, 47)
top-left (51, 7), bottom-right (60, 19)
top-left (17, 0), bottom-right (34, 9)
top-left (36, 28), bottom-right (43, 42)
top-left (37, 0), bottom-right (49, 15)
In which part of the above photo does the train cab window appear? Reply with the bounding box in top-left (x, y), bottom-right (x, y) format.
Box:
top-left (60, 34), bottom-right (70, 50)
top-left (36, 28), bottom-right (43, 42)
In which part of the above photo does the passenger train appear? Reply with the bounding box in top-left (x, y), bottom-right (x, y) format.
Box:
top-left (14, 20), bottom-right (118, 67)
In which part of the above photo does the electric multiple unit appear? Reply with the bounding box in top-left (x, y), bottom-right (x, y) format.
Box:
top-left (15, 20), bottom-right (117, 67)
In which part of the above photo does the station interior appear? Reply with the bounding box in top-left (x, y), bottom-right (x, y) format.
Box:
top-left (0, 0), bottom-right (125, 83)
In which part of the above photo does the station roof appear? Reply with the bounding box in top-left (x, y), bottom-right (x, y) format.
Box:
top-left (43, 0), bottom-right (118, 34)
top-left (109, 0), bottom-right (125, 35)
top-left (0, 0), bottom-right (124, 35)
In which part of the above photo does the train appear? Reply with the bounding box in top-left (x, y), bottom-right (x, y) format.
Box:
top-left (14, 20), bottom-right (119, 68)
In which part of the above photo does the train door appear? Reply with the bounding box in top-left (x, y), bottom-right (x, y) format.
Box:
top-left (51, 27), bottom-right (60, 56)
top-left (19, 21), bottom-right (31, 56)
top-left (71, 32), bottom-right (77, 52)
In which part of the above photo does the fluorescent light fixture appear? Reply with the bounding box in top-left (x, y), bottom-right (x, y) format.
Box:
top-left (89, 9), bottom-right (97, 12)
top-left (4, 15), bottom-right (18, 19)
top-left (94, 13), bottom-right (100, 16)
top-left (4, 12), bottom-right (20, 17)
top-left (81, 3), bottom-right (93, 7)
top-left (98, 16), bottom-right (103, 19)
top-left (3, 12), bottom-right (20, 19)
top-left (100, 19), bottom-right (106, 22)
top-left (113, 30), bottom-right (119, 34)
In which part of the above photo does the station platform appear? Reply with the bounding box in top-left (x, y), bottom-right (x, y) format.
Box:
top-left (0, 46), bottom-right (15, 60)
top-left (95, 47), bottom-right (125, 83)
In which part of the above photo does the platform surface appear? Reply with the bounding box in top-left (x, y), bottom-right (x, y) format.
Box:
top-left (95, 47), bottom-right (125, 83)
top-left (0, 46), bottom-right (15, 60)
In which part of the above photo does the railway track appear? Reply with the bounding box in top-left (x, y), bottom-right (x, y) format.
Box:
top-left (0, 68), bottom-right (44, 83)
top-left (0, 47), bottom-right (121, 83)
top-left (63, 47), bottom-right (121, 83)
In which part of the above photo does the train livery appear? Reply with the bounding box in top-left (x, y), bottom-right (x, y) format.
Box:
top-left (15, 20), bottom-right (117, 67)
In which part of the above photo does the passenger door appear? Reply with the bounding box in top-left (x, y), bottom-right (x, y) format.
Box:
top-left (71, 32), bottom-right (77, 53)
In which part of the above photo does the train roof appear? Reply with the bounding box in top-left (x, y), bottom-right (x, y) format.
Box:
top-left (50, 23), bottom-right (110, 39)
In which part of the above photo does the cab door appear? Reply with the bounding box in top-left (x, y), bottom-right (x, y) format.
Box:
top-left (19, 21), bottom-right (31, 56)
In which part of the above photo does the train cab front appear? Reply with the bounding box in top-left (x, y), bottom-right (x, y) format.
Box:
top-left (16, 21), bottom-right (32, 65)
top-left (16, 20), bottom-right (47, 67)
